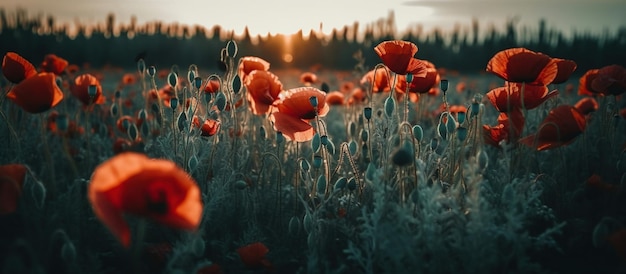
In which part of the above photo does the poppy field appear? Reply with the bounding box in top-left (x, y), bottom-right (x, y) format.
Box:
top-left (2, 20), bottom-right (626, 274)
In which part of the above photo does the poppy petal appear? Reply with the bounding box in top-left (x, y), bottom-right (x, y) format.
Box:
top-left (7, 72), bottom-right (64, 113)
top-left (2, 52), bottom-right (37, 84)
top-left (271, 111), bottom-right (315, 142)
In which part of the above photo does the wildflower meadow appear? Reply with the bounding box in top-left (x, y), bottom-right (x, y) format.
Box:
top-left (1, 10), bottom-right (626, 274)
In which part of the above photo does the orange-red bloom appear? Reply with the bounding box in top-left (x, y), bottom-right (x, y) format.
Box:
top-left (71, 73), bottom-right (105, 105)
top-left (360, 66), bottom-right (396, 93)
top-left (374, 40), bottom-right (427, 76)
top-left (299, 72), bottom-right (318, 86)
top-left (238, 56), bottom-right (270, 81)
top-left (404, 66), bottom-right (440, 94)
top-left (193, 116), bottom-right (221, 137)
top-left (325, 91), bottom-right (346, 105)
top-left (550, 58), bottom-right (577, 85)
top-left (88, 152), bottom-right (202, 247)
top-left (486, 82), bottom-right (558, 112)
top-left (483, 108), bottom-right (525, 147)
top-left (270, 87), bottom-right (329, 142)
top-left (41, 54), bottom-right (69, 75)
top-left (591, 64), bottom-right (626, 96)
top-left (2, 52), bottom-right (37, 84)
top-left (237, 242), bottom-right (272, 269)
top-left (244, 70), bottom-right (283, 116)
top-left (7, 72), bottom-right (64, 113)
top-left (578, 69), bottom-right (600, 96)
top-left (0, 164), bottom-right (27, 215)
top-left (518, 105), bottom-right (587, 150)
top-left (203, 79), bottom-right (221, 93)
top-left (486, 47), bottom-right (558, 85)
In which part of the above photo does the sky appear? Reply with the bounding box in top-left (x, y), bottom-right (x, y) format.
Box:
top-left (3, 0), bottom-right (625, 37)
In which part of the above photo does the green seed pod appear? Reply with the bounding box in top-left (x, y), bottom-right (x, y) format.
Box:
top-left (391, 140), bottom-right (414, 166)
top-left (347, 177), bottom-right (357, 191)
top-left (312, 133), bottom-right (321, 152)
top-left (137, 58), bottom-right (146, 75)
top-left (168, 71), bottom-right (178, 88)
top-left (110, 103), bottom-right (119, 117)
top-left (457, 111), bottom-right (467, 124)
top-left (288, 216), bottom-right (301, 236)
top-left (349, 121), bottom-right (357, 137)
top-left (215, 92), bottom-right (227, 111)
top-left (440, 79), bottom-right (449, 93)
top-left (177, 111), bottom-right (187, 132)
top-left (191, 237), bottom-right (205, 257)
top-left (303, 213), bottom-right (313, 233)
top-left (363, 107), bottom-right (372, 120)
top-left (300, 159), bottom-right (311, 171)
top-left (320, 135), bottom-right (328, 146)
top-left (127, 123), bottom-right (139, 141)
top-left (360, 129), bottom-right (369, 142)
top-left (187, 69), bottom-right (196, 85)
top-left (457, 126), bottom-right (468, 142)
top-left (446, 113), bottom-right (457, 135)
top-left (312, 155), bottom-right (323, 169)
top-left (317, 175), bottom-right (327, 194)
top-left (477, 149), bottom-right (489, 170)
top-left (61, 241), bottom-right (76, 262)
top-left (232, 75), bottom-right (242, 94)
top-left (348, 140), bottom-right (358, 155)
top-left (326, 138), bottom-right (336, 155)
top-left (334, 177), bottom-right (347, 191)
top-left (188, 155), bottom-right (199, 171)
top-left (194, 77), bottom-right (203, 90)
top-left (226, 40), bottom-right (238, 57)
top-left (234, 180), bottom-right (248, 190)
top-left (147, 66), bottom-right (156, 77)
top-left (170, 97), bottom-right (179, 110)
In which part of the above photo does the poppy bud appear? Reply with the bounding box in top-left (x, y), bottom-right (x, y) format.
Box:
top-left (137, 59), bottom-right (145, 75)
top-left (348, 140), bottom-right (358, 155)
top-left (317, 175), bottom-right (327, 194)
top-left (232, 75), bottom-right (241, 94)
top-left (430, 138), bottom-right (439, 151)
top-left (320, 82), bottom-right (330, 93)
top-left (457, 126), bottom-right (468, 142)
top-left (226, 40), bottom-right (238, 58)
top-left (303, 213), bottom-right (313, 233)
top-left (412, 125), bottom-right (423, 142)
top-left (360, 129), bottom-right (368, 142)
top-left (363, 107), bottom-right (372, 120)
top-left (477, 150), bottom-right (489, 170)
top-left (87, 84), bottom-right (97, 98)
top-left (385, 97), bottom-right (398, 120)
top-left (440, 79), bottom-right (449, 93)
top-left (234, 180), bottom-right (248, 190)
top-left (141, 121), bottom-right (150, 137)
top-left (276, 131), bottom-right (284, 144)
top-left (471, 102), bottom-right (480, 118)
top-left (406, 73), bottom-right (414, 83)
top-left (188, 155), bottom-right (199, 171)
top-left (320, 135), bottom-right (328, 146)
top-left (61, 241), bottom-right (76, 263)
top-left (127, 123), bottom-right (139, 141)
top-left (309, 96), bottom-right (318, 108)
top-left (170, 97), bottom-right (179, 110)
top-left (312, 133), bottom-right (321, 153)
top-left (215, 92), bottom-right (226, 112)
top-left (348, 121), bottom-right (357, 137)
top-left (187, 69), bottom-right (196, 85)
top-left (56, 113), bottom-right (69, 131)
top-left (168, 72), bottom-right (178, 88)
top-left (137, 109), bottom-right (147, 121)
top-left (326, 138), bottom-right (336, 155)
top-left (312, 155), bottom-right (323, 169)
top-left (334, 177), bottom-right (347, 191)
top-left (300, 159), bottom-right (310, 171)
top-left (177, 112), bottom-right (187, 132)
top-left (289, 216), bottom-right (301, 235)
top-left (114, 90), bottom-right (121, 99)
top-left (194, 77), bottom-right (202, 89)
top-left (204, 92), bottom-right (212, 103)
top-left (191, 237), bottom-right (205, 257)
top-left (446, 113), bottom-right (457, 134)
top-left (147, 66), bottom-right (156, 77)
top-left (437, 120), bottom-right (447, 139)
top-left (457, 111), bottom-right (467, 124)
top-left (347, 177), bottom-right (357, 191)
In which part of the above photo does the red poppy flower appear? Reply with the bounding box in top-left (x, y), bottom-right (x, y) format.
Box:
top-left (325, 91), bottom-right (345, 105)
top-left (71, 74), bottom-right (105, 105)
top-left (585, 174), bottom-right (619, 194)
top-left (244, 70), bottom-right (283, 116)
top-left (348, 87), bottom-right (366, 105)
top-left (237, 242), bottom-right (272, 269)
top-left (486, 82), bottom-right (558, 112)
top-left (2, 52), bottom-right (37, 84)
top-left (88, 152), bottom-right (203, 247)
top-left (573, 97), bottom-right (599, 116)
top-left (192, 116), bottom-right (221, 137)
top-left (270, 87), bottom-right (329, 142)
top-left (620, 108), bottom-right (626, 120)
top-left (121, 73), bottom-right (137, 86)
top-left (374, 40), bottom-right (427, 76)
top-left (360, 66), bottom-right (396, 93)
top-left (486, 47), bottom-right (558, 85)
top-left (66, 64), bottom-right (80, 75)
top-left (404, 66), bottom-right (440, 94)
top-left (0, 164), bottom-right (27, 215)
top-left (550, 58), bottom-right (577, 85)
top-left (591, 64), bottom-right (626, 96)
top-left (299, 72), bottom-right (318, 85)
top-left (483, 108), bottom-right (525, 147)
top-left (237, 56), bottom-right (270, 81)
top-left (578, 69), bottom-right (601, 96)
top-left (518, 105), bottom-right (586, 150)
top-left (203, 79), bottom-right (221, 93)
top-left (6, 72), bottom-right (64, 113)
top-left (116, 115), bottom-right (135, 133)
top-left (41, 54), bottom-right (69, 75)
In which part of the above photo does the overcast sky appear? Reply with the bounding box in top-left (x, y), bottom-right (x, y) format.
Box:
top-left (3, 0), bottom-right (625, 37)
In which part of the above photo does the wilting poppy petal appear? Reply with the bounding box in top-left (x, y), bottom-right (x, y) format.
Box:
top-left (374, 40), bottom-right (418, 75)
top-left (271, 111), bottom-right (315, 142)
top-left (550, 58), bottom-right (577, 84)
top-left (41, 54), bottom-right (69, 75)
top-left (88, 153), bottom-right (202, 247)
top-left (0, 164), bottom-right (27, 215)
top-left (519, 105), bottom-right (586, 150)
top-left (276, 87), bottom-right (329, 119)
top-left (2, 52), bottom-right (37, 84)
top-left (591, 64), bottom-right (626, 96)
top-left (573, 97), bottom-right (599, 116)
top-left (245, 70), bottom-right (283, 116)
top-left (486, 47), bottom-right (558, 85)
top-left (237, 242), bottom-right (271, 269)
top-left (7, 72), bottom-right (64, 113)
top-left (578, 69), bottom-right (601, 96)
top-left (238, 56), bottom-right (270, 81)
